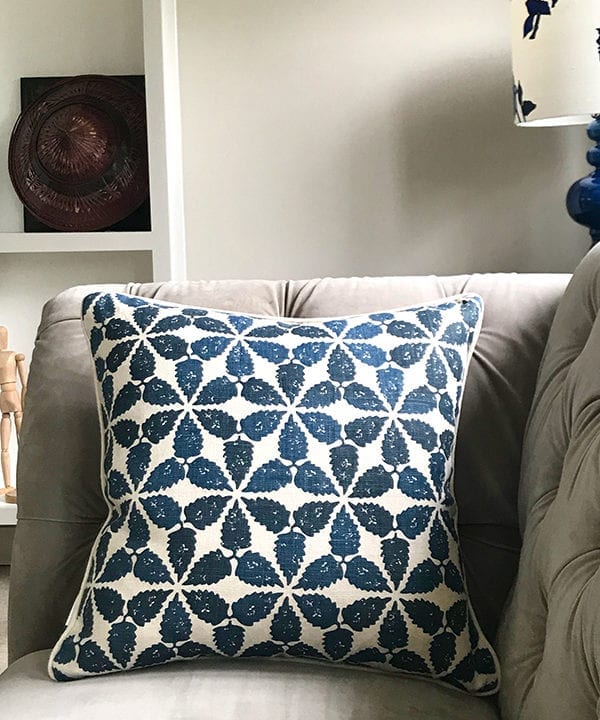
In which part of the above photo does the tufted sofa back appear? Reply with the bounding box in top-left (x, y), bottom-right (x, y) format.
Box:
top-left (8, 272), bottom-right (567, 691)
top-left (497, 247), bottom-right (600, 718)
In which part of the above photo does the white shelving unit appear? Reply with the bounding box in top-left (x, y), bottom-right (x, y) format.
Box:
top-left (0, 505), bottom-right (17, 527)
top-left (0, 0), bottom-right (186, 280)
top-left (0, 0), bottom-right (186, 533)
top-left (142, 0), bottom-right (187, 282)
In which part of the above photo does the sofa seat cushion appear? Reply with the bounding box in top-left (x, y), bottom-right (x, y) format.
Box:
top-left (1, 650), bottom-right (500, 720)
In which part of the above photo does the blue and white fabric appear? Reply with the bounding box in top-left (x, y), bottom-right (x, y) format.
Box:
top-left (49, 292), bottom-right (499, 694)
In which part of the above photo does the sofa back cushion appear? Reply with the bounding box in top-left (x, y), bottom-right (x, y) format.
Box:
top-left (8, 273), bottom-right (568, 664)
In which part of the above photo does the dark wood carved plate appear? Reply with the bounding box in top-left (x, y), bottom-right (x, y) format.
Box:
top-left (9, 75), bottom-right (150, 232)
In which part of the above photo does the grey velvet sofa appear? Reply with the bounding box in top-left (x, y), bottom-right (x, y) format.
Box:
top-left (3, 246), bottom-right (600, 719)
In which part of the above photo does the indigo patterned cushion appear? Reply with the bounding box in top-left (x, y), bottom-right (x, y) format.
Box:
top-left (49, 291), bottom-right (499, 694)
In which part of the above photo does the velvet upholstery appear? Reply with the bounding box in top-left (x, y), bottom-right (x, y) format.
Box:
top-left (1, 269), bottom-right (572, 718)
top-left (498, 247), bottom-right (600, 718)
top-left (2, 650), bottom-right (501, 720)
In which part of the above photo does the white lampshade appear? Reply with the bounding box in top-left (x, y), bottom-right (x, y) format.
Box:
top-left (512, 0), bottom-right (600, 127)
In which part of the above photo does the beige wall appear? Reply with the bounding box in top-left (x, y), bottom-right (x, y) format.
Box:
top-left (178, 0), bottom-right (591, 279)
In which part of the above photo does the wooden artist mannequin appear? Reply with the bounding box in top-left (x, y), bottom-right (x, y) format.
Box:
top-left (0, 326), bottom-right (27, 504)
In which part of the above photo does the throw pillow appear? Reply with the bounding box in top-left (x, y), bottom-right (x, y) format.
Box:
top-left (48, 291), bottom-right (499, 694)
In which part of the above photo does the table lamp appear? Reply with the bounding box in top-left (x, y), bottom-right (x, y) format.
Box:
top-left (511, 0), bottom-right (600, 244)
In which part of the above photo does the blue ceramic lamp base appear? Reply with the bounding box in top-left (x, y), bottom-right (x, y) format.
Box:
top-left (566, 116), bottom-right (600, 246)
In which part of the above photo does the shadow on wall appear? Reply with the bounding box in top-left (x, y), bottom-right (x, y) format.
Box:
top-left (347, 54), bottom-right (588, 275)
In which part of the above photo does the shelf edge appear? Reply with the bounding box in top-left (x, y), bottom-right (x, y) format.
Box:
top-left (0, 231), bottom-right (156, 254)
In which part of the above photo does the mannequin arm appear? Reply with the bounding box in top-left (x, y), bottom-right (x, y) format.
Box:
top-left (16, 354), bottom-right (27, 409)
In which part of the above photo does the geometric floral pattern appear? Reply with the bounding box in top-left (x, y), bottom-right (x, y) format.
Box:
top-left (48, 292), bottom-right (499, 694)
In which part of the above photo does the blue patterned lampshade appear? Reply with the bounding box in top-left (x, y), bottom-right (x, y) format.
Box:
top-left (512, 0), bottom-right (600, 126)
top-left (512, 0), bottom-right (600, 245)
